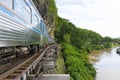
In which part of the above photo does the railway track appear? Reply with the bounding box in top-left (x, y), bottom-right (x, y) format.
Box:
top-left (0, 45), bottom-right (56, 80)
top-left (0, 54), bottom-right (33, 74)
top-left (0, 0), bottom-right (56, 80)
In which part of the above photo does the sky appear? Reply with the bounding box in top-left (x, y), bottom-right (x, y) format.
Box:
top-left (55, 0), bottom-right (120, 38)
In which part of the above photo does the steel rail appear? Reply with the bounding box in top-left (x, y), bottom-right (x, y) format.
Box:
top-left (0, 44), bottom-right (56, 80)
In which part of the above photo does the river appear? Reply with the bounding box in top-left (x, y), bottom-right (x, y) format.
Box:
top-left (89, 47), bottom-right (120, 80)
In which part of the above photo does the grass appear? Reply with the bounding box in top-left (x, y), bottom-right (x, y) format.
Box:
top-left (55, 45), bottom-right (65, 74)
top-left (55, 58), bottom-right (65, 74)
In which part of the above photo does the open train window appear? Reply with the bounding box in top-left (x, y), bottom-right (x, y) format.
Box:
top-left (0, 0), bottom-right (13, 9)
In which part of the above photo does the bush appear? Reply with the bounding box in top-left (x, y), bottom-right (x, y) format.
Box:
top-left (62, 43), bottom-right (96, 80)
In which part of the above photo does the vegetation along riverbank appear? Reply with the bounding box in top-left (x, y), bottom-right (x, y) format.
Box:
top-left (33, 0), bottom-right (120, 80)
top-left (55, 17), bottom-right (120, 80)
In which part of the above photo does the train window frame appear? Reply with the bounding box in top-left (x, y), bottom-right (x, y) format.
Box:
top-left (13, 0), bottom-right (32, 23)
top-left (40, 21), bottom-right (44, 34)
top-left (12, 0), bottom-right (14, 9)
top-left (0, 0), bottom-right (13, 9)
top-left (23, 0), bottom-right (32, 23)
top-left (34, 14), bottom-right (39, 23)
top-left (32, 13), bottom-right (39, 26)
top-left (23, 6), bottom-right (30, 14)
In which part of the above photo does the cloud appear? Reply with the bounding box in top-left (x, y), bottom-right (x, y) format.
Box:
top-left (55, 0), bottom-right (120, 38)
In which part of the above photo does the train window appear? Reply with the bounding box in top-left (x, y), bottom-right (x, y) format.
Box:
top-left (40, 21), bottom-right (44, 34)
top-left (35, 14), bottom-right (39, 23)
top-left (23, 0), bottom-right (32, 23)
top-left (0, 0), bottom-right (13, 9)
top-left (14, 0), bottom-right (31, 23)
top-left (23, 5), bottom-right (30, 14)
top-left (32, 14), bottom-right (39, 26)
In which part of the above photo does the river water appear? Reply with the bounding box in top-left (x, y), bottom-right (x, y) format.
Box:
top-left (89, 47), bottom-right (120, 80)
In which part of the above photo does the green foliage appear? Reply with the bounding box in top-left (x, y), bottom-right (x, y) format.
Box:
top-left (55, 17), bottom-right (75, 43)
top-left (55, 17), bottom-right (114, 51)
top-left (62, 43), bottom-right (96, 80)
top-left (55, 58), bottom-right (65, 74)
top-left (49, 0), bottom-right (58, 27)
top-left (113, 38), bottom-right (120, 45)
top-left (63, 34), bottom-right (71, 43)
top-left (104, 42), bottom-right (112, 48)
top-left (55, 17), bottom-right (115, 80)
top-left (102, 36), bottom-right (113, 48)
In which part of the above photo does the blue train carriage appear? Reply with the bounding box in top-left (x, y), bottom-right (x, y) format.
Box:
top-left (0, 0), bottom-right (53, 64)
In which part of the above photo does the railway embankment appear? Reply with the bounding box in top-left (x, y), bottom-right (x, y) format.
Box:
top-left (41, 45), bottom-right (70, 80)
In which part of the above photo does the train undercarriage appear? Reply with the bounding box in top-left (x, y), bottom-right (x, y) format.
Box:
top-left (0, 44), bottom-right (45, 74)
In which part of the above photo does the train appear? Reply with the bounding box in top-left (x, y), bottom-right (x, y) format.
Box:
top-left (0, 0), bottom-right (55, 64)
